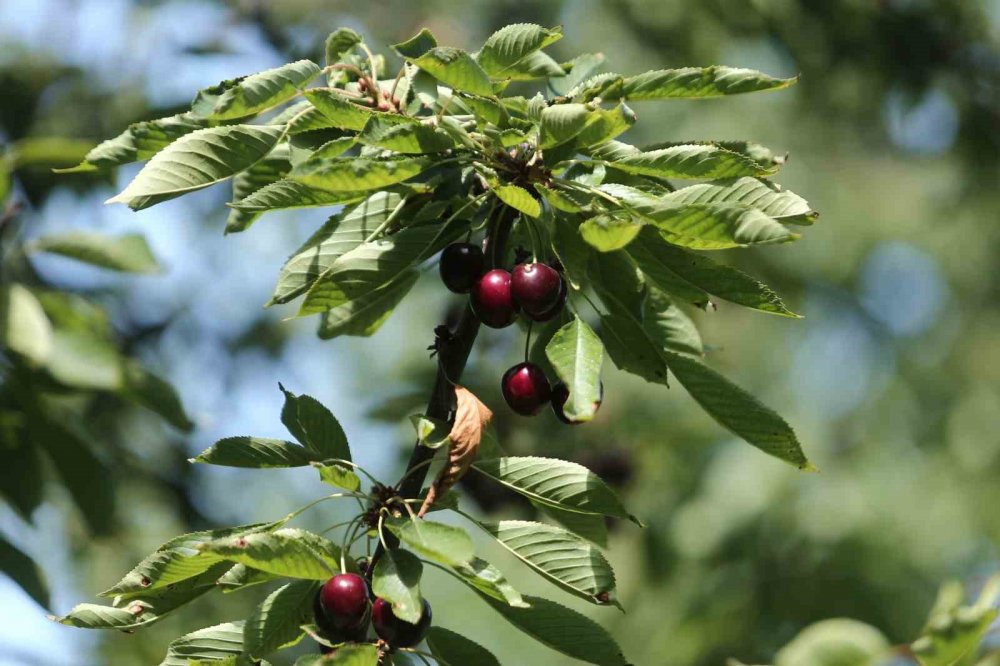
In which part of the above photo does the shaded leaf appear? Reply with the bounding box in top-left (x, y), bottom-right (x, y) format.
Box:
top-left (28, 232), bottom-right (160, 273)
top-left (372, 548), bottom-right (424, 623)
top-left (225, 149), bottom-right (291, 233)
top-left (158, 621), bottom-right (245, 666)
top-left (450, 556), bottom-right (528, 608)
top-left (410, 47), bottom-right (493, 96)
top-left (427, 627), bottom-right (501, 666)
top-left (279, 385), bottom-right (351, 462)
top-left (244, 580), bottom-right (319, 659)
top-left (192, 437), bottom-right (314, 468)
top-left (0, 534), bottom-right (48, 609)
top-left (774, 619), bottom-right (891, 666)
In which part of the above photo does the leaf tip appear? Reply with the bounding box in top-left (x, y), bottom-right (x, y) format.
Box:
top-left (800, 461), bottom-right (820, 473)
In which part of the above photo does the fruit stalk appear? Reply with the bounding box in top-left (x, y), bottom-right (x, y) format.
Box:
top-left (368, 202), bottom-right (518, 572)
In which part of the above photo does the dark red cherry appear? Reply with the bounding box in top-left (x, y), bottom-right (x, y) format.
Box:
top-left (471, 269), bottom-right (518, 328)
top-left (439, 243), bottom-right (484, 293)
top-left (313, 590), bottom-right (368, 644)
top-left (372, 597), bottom-right (432, 648)
top-left (532, 275), bottom-right (567, 322)
top-left (551, 382), bottom-right (603, 424)
top-left (319, 573), bottom-right (371, 631)
top-left (501, 362), bottom-right (552, 416)
top-left (512, 263), bottom-right (564, 320)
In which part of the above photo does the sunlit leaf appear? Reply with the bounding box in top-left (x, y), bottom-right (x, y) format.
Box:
top-left (372, 548), bottom-right (424, 623)
top-left (191, 60), bottom-right (321, 120)
top-left (200, 527), bottom-right (345, 580)
top-left (544, 317), bottom-right (604, 422)
top-left (191, 436), bottom-right (314, 468)
top-left (409, 47), bottom-right (494, 97)
top-left (158, 621), bottom-right (245, 666)
top-left (477, 23), bottom-right (563, 77)
top-left (385, 518), bottom-right (474, 566)
top-left (0, 284), bottom-right (53, 367)
top-left (278, 385), bottom-right (351, 462)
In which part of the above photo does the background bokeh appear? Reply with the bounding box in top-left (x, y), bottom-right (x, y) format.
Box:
top-left (1, 1), bottom-right (998, 664)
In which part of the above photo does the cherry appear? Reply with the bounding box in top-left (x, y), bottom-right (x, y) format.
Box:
top-left (533, 275), bottom-right (567, 322)
top-left (502, 362), bottom-right (552, 416)
top-left (372, 597), bottom-right (432, 648)
top-left (512, 262), bottom-right (564, 321)
top-left (439, 243), bottom-right (484, 293)
top-left (319, 573), bottom-right (371, 631)
top-left (471, 269), bottom-right (518, 328)
top-left (551, 382), bottom-right (603, 424)
top-left (313, 590), bottom-right (368, 644)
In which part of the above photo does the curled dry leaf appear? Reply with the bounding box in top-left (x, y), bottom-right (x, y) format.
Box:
top-left (418, 386), bottom-right (492, 517)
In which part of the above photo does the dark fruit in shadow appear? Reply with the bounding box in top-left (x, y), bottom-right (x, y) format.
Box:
top-left (372, 597), bottom-right (432, 648)
top-left (439, 243), bottom-right (484, 293)
top-left (502, 362), bottom-right (552, 415)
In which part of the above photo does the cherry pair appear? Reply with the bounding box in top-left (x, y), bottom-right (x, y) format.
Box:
top-left (316, 573), bottom-right (431, 649)
top-left (502, 362), bottom-right (601, 423)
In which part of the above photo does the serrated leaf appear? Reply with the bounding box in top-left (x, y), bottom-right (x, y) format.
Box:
top-left (230, 179), bottom-right (361, 214)
top-left (385, 518), bottom-right (474, 566)
top-left (357, 117), bottom-right (456, 154)
top-left (450, 557), bottom-right (527, 608)
top-left (481, 594), bottom-right (630, 665)
top-left (481, 520), bottom-right (618, 606)
top-left (295, 644), bottom-right (379, 666)
top-left (410, 47), bottom-right (493, 96)
top-left (574, 103), bottom-right (636, 148)
top-left (303, 89), bottom-right (379, 131)
top-left (536, 183), bottom-right (593, 213)
top-left (474, 457), bottom-right (637, 524)
top-left (607, 144), bottom-right (777, 179)
top-left (502, 50), bottom-right (566, 81)
top-left (317, 269), bottom-right (420, 339)
top-left (427, 627), bottom-right (501, 666)
top-left (200, 528), bottom-right (344, 580)
top-left (102, 523), bottom-right (273, 596)
top-left (545, 317), bottom-right (604, 421)
top-left (225, 150), bottom-right (291, 233)
top-left (607, 66), bottom-right (798, 101)
top-left (629, 229), bottom-right (799, 316)
top-left (191, 60), bottom-right (321, 120)
top-left (28, 232), bottom-right (160, 273)
top-left (372, 548), bottom-right (424, 623)
top-left (492, 183), bottom-right (540, 218)
top-left (550, 215), bottom-right (592, 290)
top-left (278, 386), bottom-right (351, 461)
top-left (537, 502), bottom-right (609, 548)
top-left (158, 621), bottom-right (245, 666)
top-left (313, 463), bottom-right (362, 492)
top-left (0, 284), bottom-right (53, 367)
top-left (644, 287), bottom-right (703, 356)
top-left (290, 155), bottom-right (434, 193)
top-left (393, 28), bottom-right (438, 59)
top-left (244, 580), bottom-right (319, 659)
top-left (58, 113), bottom-right (211, 172)
top-left (216, 564), bottom-right (280, 593)
top-left (579, 214), bottom-right (642, 251)
top-left (107, 125), bottom-right (284, 209)
top-left (667, 176), bottom-right (816, 225)
top-left (0, 535), bottom-right (48, 609)
top-left (774, 619), bottom-right (891, 666)
top-left (600, 312), bottom-right (670, 383)
top-left (539, 104), bottom-right (591, 149)
top-left (270, 192), bottom-right (407, 305)
top-left (192, 437), bottom-right (314, 468)
top-left (325, 28), bottom-right (363, 65)
top-left (477, 23), bottom-right (563, 77)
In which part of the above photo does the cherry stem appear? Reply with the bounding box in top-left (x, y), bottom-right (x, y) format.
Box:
top-left (367, 203), bottom-right (519, 572)
top-left (524, 321), bottom-right (533, 363)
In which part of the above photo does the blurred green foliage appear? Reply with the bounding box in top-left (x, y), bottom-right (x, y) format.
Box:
top-left (1, 1), bottom-right (998, 664)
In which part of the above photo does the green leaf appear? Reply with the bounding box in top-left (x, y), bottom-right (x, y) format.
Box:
top-left (644, 287), bottom-right (703, 356)
top-left (550, 215), bottom-right (593, 290)
top-left (427, 627), bottom-right (501, 666)
top-left (295, 644), bottom-right (379, 666)
top-left (474, 457), bottom-right (637, 523)
top-left (120, 360), bottom-right (195, 431)
top-left (244, 580), bottom-right (319, 659)
top-left (278, 385), bottom-right (351, 462)
top-left (774, 619), bottom-right (891, 666)
top-left (289, 155), bottom-right (434, 193)
top-left (313, 463), bottom-right (362, 492)
top-left (325, 28), bottom-right (363, 64)
top-left (629, 230), bottom-right (799, 317)
top-left (158, 621), bottom-right (245, 666)
top-left (482, 594), bottom-right (630, 666)
top-left (225, 149), bottom-right (291, 233)
top-left (481, 520), bottom-right (618, 606)
top-left (385, 518), bottom-right (474, 566)
top-left (357, 117), bottom-right (456, 154)
top-left (57, 113), bottom-right (210, 172)
top-left (42, 330), bottom-right (122, 390)
top-left (544, 316), bottom-right (604, 422)
top-left (199, 527), bottom-right (345, 580)
top-left (216, 564), bottom-right (280, 593)
top-left (410, 47), bottom-right (494, 97)
top-left (393, 29), bottom-right (438, 59)
top-left (539, 104), bottom-right (591, 149)
top-left (574, 103), bottom-right (636, 148)
top-left (607, 144), bottom-right (777, 179)
top-left (107, 125), bottom-right (285, 209)
top-left (600, 312), bottom-right (670, 384)
top-left (191, 437), bottom-right (314, 468)
top-left (53, 562), bottom-right (230, 631)
top-left (912, 575), bottom-right (1000, 666)
top-left (477, 23), bottom-right (563, 77)
top-left (663, 350), bottom-right (814, 469)
top-left (450, 557), bottom-right (528, 608)
top-left (579, 214), bottom-right (642, 251)
top-left (625, 228), bottom-right (710, 308)
top-left (303, 89), bottom-right (380, 131)
top-left (551, 53), bottom-right (606, 96)
top-left (270, 192), bottom-right (407, 305)
top-left (27, 232), bottom-right (160, 273)
top-left (667, 176), bottom-right (817, 225)
top-left (604, 66), bottom-right (798, 101)
top-left (229, 179), bottom-right (361, 215)
top-left (492, 183), bottom-right (541, 218)
top-left (191, 60), bottom-right (321, 120)
top-left (317, 269), bottom-right (420, 339)
top-left (410, 414), bottom-right (451, 450)
top-left (101, 523), bottom-right (274, 595)
top-left (0, 284), bottom-right (53, 367)
top-left (0, 534), bottom-right (48, 608)
top-left (372, 548), bottom-right (424, 623)
top-left (537, 503), bottom-right (609, 548)
top-left (502, 51), bottom-right (566, 81)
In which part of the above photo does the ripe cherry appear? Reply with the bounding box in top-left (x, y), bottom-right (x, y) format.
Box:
top-left (319, 573), bottom-right (371, 631)
top-left (372, 597), bottom-right (432, 648)
top-left (512, 262), bottom-right (564, 321)
top-left (551, 382), bottom-right (604, 424)
top-left (471, 269), bottom-right (518, 328)
top-left (439, 243), bottom-right (484, 293)
top-left (502, 362), bottom-right (552, 416)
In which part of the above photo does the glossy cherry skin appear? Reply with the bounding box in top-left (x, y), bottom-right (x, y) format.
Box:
top-left (471, 269), bottom-right (518, 328)
top-left (319, 573), bottom-right (371, 631)
top-left (439, 243), bottom-right (484, 293)
top-left (313, 590), bottom-right (368, 644)
top-left (551, 381), bottom-right (603, 424)
top-left (502, 362), bottom-right (552, 416)
top-left (532, 275), bottom-right (567, 322)
top-left (512, 263), bottom-right (564, 320)
top-left (372, 597), bottom-right (432, 648)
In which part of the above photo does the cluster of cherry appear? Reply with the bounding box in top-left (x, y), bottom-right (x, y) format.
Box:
top-left (439, 242), bottom-right (602, 423)
top-left (314, 572), bottom-right (431, 651)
